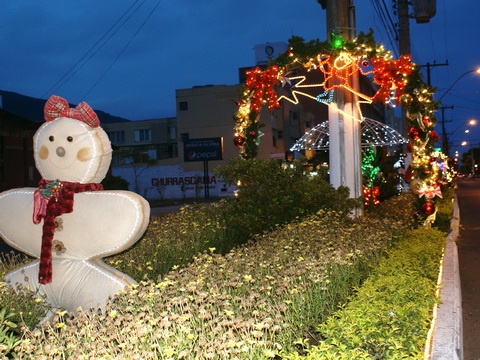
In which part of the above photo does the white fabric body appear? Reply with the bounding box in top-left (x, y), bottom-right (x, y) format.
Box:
top-left (0, 116), bottom-right (150, 322)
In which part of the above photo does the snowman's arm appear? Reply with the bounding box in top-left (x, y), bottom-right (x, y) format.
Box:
top-left (0, 188), bottom-right (41, 257)
top-left (62, 191), bottom-right (150, 259)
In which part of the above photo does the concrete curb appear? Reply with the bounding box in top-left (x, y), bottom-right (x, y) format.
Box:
top-left (430, 194), bottom-right (462, 359)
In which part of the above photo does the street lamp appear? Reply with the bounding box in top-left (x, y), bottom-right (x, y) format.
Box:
top-left (450, 119), bottom-right (477, 137)
top-left (438, 68), bottom-right (480, 101)
top-left (461, 141), bottom-right (476, 177)
top-left (438, 68), bottom-right (480, 155)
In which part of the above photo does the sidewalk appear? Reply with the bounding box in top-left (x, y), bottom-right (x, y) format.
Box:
top-left (430, 178), bottom-right (480, 359)
top-left (454, 179), bottom-right (480, 360)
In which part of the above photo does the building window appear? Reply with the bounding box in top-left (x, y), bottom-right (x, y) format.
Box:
top-left (289, 111), bottom-right (298, 126)
top-left (179, 101), bottom-right (188, 111)
top-left (107, 131), bottom-right (125, 144)
top-left (147, 149), bottom-right (157, 160)
top-left (169, 126), bottom-right (177, 140)
top-left (134, 129), bottom-right (151, 143)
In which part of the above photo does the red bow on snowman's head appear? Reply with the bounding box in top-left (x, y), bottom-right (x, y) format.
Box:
top-left (44, 95), bottom-right (100, 128)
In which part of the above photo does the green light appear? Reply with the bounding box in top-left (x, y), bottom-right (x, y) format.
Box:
top-left (331, 32), bottom-right (344, 50)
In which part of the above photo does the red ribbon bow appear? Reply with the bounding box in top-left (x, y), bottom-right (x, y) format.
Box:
top-left (245, 66), bottom-right (281, 113)
top-left (371, 54), bottom-right (413, 104)
top-left (44, 95), bottom-right (100, 128)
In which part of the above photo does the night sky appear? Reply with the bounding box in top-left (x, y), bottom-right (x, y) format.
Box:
top-left (1, 0), bottom-right (479, 155)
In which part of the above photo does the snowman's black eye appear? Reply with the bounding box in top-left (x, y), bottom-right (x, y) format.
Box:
top-left (49, 136), bottom-right (54, 142)
top-left (67, 136), bottom-right (73, 142)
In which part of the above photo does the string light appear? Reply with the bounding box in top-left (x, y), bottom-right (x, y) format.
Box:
top-left (232, 33), bottom-right (449, 225)
top-left (290, 118), bottom-right (406, 151)
top-left (316, 90), bottom-right (334, 103)
top-left (371, 54), bottom-right (414, 104)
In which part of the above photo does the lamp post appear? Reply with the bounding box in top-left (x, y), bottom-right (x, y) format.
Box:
top-left (450, 119), bottom-right (477, 137)
top-left (461, 140), bottom-right (476, 177)
top-left (437, 68), bottom-right (480, 155)
top-left (437, 68), bottom-right (480, 101)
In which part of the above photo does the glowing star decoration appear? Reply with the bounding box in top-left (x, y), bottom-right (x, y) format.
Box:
top-left (277, 75), bottom-right (324, 104)
top-left (277, 71), bottom-right (371, 123)
top-left (277, 52), bottom-right (377, 117)
top-left (371, 54), bottom-right (414, 104)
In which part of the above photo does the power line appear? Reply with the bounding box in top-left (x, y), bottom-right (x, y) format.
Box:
top-left (41, 0), bottom-right (145, 98)
top-left (81, 0), bottom-right (164, 100)
top-left (369, 0), bottom-right (399, 56)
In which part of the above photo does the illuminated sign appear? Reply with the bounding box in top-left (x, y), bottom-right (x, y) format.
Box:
top-left (183, 137), bottom-right (224, 162)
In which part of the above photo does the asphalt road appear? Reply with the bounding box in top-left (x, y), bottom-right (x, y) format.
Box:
top-left (456, 178), bottom-right (480, 360)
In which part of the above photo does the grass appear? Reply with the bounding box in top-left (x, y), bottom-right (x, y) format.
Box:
top-left (0, 183), bottom-right (452, 358)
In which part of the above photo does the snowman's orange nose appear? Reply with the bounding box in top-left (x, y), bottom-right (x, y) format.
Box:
top-left (56, 146), bottom-right (65, 157)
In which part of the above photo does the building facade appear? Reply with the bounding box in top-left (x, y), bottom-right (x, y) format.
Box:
top-left (107, 67), bottom-right (390, 200)
top-left (0, 108), bottom-right (41, 191)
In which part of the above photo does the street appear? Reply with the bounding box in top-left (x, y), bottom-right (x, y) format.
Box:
top-left (456, 178), bottom-right (480, 360)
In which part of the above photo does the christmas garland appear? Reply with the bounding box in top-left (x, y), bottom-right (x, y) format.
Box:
top-left (233, 31), bottom-right (451, 224)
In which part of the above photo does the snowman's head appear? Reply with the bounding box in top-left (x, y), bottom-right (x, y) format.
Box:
top-left (34, 96), bottom-right (112, 183)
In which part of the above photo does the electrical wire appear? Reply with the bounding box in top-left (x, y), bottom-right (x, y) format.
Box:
top-left (379, 0), bottom-right (399, 52)
top-left (41, 0), bottom-right (145, 98)
top-left (81, 0), bottom-right (164, 100)
top-left (369, 0), bottom-right (399, 56)
top-left (440, 0), bottom-right (451, 84)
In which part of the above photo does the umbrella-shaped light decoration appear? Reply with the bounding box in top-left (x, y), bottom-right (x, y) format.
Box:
top-left (290, 117), bottom-right (407, 151)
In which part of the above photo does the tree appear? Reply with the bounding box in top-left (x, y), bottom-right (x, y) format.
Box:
top-left (117, 149), bottom-right (156, 194)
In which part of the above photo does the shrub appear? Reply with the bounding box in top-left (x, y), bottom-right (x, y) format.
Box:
top-left (0, 161), bottom-right (450, 358)
top-left (108, 158), bottom-right (358, 281)
top-left (101, 174), bottom-right (129, 190)
top-left (284, 228), bottom-right (445, 359)
top-left (0, 253), bottom-right (48, 329)
top-left (12, 208), bottom-right (407, 359)
top-left (215, 157), bottom-right (357, 238)
top-left (434, 186), bottom-right (454, 232)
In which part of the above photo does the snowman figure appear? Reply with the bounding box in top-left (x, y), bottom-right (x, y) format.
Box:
top-left (0, 95), bottom-right (150, 321)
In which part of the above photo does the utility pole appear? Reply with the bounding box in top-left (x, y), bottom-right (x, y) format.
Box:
top-left (325, 0), bottom-right (363, 217)
top-left (396, 0), bottom-right (412, 193)
top-left (439, 105), bottom-right (454, 155)
top-left (418, 61), bottom-right (449, 86)
top-left (398, 0), bottom-right (411, 57)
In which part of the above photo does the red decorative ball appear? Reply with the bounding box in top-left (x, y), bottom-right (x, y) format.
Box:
top-left (422, 201), bottom-right (436, 215)
top-left (408, 127), bottom-right (421, 140)
top-left (233, 135), bottom-right (245, 148)
top-left (249, 131), bottom-right (256, 137)
top-left (430, 130), bottom-right (439, 142)
top-left (404, 166), bottom-right (412, 183)
top-left (362, 60), bottom-right (369, 67)
top-left (422, 115), bottom-right (431, 128)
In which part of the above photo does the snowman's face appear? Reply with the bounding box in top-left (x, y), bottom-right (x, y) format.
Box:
top-left (34, 117), bottom-right (112, 183)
